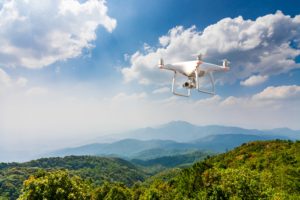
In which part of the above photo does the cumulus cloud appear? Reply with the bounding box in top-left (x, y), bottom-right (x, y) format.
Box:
top-left (240, 75), bottom-right (268, 86)
top-left (122, 11), bottom-right (300, 85)
top-left (152, 87), bottom-right (170, 94)
top-left (0, 0), bottom-right (116, 68)
top-left (16, 77), bottom-right (28, 87)
top-left (111, 92), bottom-right (147, 102)
top-left (0, 68), bottom-right (11, 87)
top-left (0, 68), bottom-right (29, 94)
top-left (253, 85), bottom-right (300, 100)
top-left (26, 87), bottom-right (48, 96)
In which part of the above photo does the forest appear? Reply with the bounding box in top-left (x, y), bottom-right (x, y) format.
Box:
top-left (0, 140), bottom-right (299, 199)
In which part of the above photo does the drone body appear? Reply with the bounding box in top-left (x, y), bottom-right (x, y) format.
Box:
top-left (158, 55), bottom-right (229, 97)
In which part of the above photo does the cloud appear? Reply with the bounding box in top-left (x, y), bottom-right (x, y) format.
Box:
top-left (122, 11), bottom-right (300, 85)
top-left (26, 87), bottom-right (48, 96)
top-left (152, 87), bottom-right (170, 94)
top-left (252, 85), bottom-right (300, 100)
top-left (0, 68), bottom-right (29, 94)
top-left (16, 77), bottom-right (28, 87)
top-left (111, 92), bottom-right (147, 102)
top-left (0, 68), bottom-right (11, 87)
top-left (240, 75), bottom-right (268, 86)
top-left (0, 0), bottom-right (116, 69)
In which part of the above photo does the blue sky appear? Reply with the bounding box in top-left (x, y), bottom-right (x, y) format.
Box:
top-left (0, 0), bottom-right (300, 161)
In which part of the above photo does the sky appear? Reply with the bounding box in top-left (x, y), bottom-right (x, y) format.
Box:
top-left (0, 0), bottom-right (300, 161)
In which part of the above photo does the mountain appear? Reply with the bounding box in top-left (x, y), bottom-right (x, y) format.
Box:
top-left (4, 140), bottom-right (300, 199)
top-left (0, 156), bottom-right (146, 199)
top-left (192, 133), bottom-right (289, 152)
top-left (127, 140), bottom-right (300, 199)
top-left (131, 148), bottom-right (200, 160)
top-left (48, 139), bottom-right (191, 158)
top-left (131, 150), bottom-right (209, 168)
top-left (265, 127), bottom-right (300, 140)
top-left (115, 121), bottom-right (300, 142)
top-left (45, 121), bottom-right (299, 158)
top-left (49, 133), bottom-right (289, 159)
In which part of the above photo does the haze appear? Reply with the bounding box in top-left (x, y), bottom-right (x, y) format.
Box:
top-left (0, 0), bottom-right (300, 162)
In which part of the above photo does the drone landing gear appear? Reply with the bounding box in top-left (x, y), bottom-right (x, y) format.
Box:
top-left (195, 70), bottom-right (215, 95)
top-left (172, 72), bottom-right (191, 97)
top-left (171, 70), bottom-right (215, 97)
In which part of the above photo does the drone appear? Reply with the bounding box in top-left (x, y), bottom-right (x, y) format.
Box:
top-left (158, 55), bottom-right (230, 97)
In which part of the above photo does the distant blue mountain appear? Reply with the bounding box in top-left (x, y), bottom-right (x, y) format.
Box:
top-left (47, 121), bottom-right (299, 158)
top-left (117, 120), bottom-right (299, 142)
top-left (193, 134), bottom-right (289, 152)
top-left (47, 139), bottom-right (191, 158)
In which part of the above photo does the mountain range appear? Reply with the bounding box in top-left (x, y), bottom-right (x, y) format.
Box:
top-left (47, 121), bottom-right (299, 158)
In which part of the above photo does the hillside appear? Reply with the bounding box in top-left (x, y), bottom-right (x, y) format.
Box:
top-left (0, 156), bottom-right (146, 199)
top-left (47, 139), bottom-right (191, 158)
top-left (48, 133), bottom-right (289, 158)
top-left (131, 150), bottom-right (209, 168)
top-left (2, 140), bottom-right (300, 199)
top-left (129, 140), bottom-right (300, 199)
top-left (116, 121), bottom-right (300, 142)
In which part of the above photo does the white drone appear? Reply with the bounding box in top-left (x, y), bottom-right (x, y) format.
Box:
top-left (158, 55), bottom-right (230, 97)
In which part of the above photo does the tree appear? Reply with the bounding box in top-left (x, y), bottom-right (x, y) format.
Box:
top-left (18, 170), bottom-right (91, 200)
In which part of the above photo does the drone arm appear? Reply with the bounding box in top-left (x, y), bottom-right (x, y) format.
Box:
top-left (172, 72), bottom-right (191, 97)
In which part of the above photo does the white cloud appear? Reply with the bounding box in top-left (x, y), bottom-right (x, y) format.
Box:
top-left (26, 87), bottom-right (48, 96)
top-left (253, 85), bottom-right (300, 100)
top-left (111, 92), bottom-right (147, 102)
top-left (16, 77), bottom-right (28, 87)
top-left (0, 68), bottom-right (11, 86)
top-left (240, 75), bottom-right (268, 86)
top-left (0, 0), bottom-right (116, 68)
top-left (0, 68), bottom-right (28, 94)
top-left (152, 87), bottom-right (170, 94)
top-left (122, 11), bottom-right (300, 85)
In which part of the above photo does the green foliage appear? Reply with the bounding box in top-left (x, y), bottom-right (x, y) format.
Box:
top-left (132, 151), bottom-right (209, 168)
top-left (1, 140), bottom-right (300, 199)
top-left (130, 140), bottom-right (300, 199)
top-left (92, 182), bottom-right (132, 200)
top-left (0, 156), bottom-right (146, 199)
top-left (17, 170), bottom-right (91, 200)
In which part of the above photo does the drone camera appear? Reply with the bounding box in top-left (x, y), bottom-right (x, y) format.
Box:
top-left (183, 82), bottom-right (189, 87)
top-left (183, 81), bottom-right (195, 89)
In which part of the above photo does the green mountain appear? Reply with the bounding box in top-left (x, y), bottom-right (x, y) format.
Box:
top-left (3, 140), bottom-right (300, 199)
top-left (129, 140), bottom-right (300, 199)
top-left (48, 134), bottom-right (288, 159)
top-left (0, 156), bottom-right (146, 199)
top-left (47, 139), bottom-right (191, 158)
top-left (130, 148), bottom-right (200, 160)
top-left (131, 150), bottom-right (210, 168)
top-left (118, 121), bottom-right (300, 142)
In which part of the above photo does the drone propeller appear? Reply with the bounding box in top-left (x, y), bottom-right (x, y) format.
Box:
top-left (159, 58), bottom-right (164, 67)
top-left (222, 59), bottom-right (230, 67)
top-left (197, 54), bottom-right (202, 61)
top-left (191, 53), bottom-right (203, 61)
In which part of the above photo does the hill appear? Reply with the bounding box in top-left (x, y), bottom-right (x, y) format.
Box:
top-left (0, 156), bottom-right (146, 199)
top-left (131, 150), bottom-right (209, 168)
top-left (116, 121), bottom-right (300, 142)
top-left (192, 133), bottom-right (288, 152)
top-left (6, 140), bottom-right (300, 199)
top-left (129, 140), bottom-right (300, 199)
top-left (47, 139), bottom-right (191, 158)
top-left (48, 133), bottom-right (289, 158)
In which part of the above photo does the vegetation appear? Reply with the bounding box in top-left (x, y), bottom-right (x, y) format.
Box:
top-left (1, 140), bottom-right (299, 199)
top-left (0, 156), bottom-right (146, 199)
top-left (131, 150), bottom-right (209, 168)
